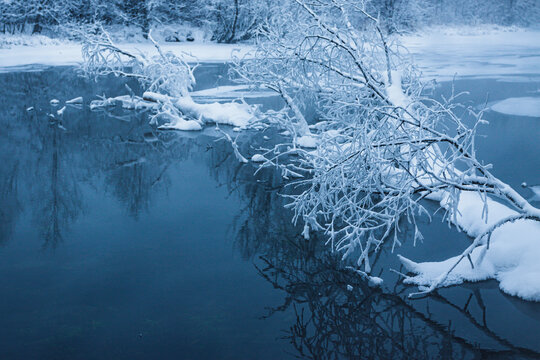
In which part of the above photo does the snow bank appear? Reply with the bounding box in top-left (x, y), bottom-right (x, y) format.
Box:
top-left (174, 96), bottom-right (255, 128)
top-left (400, 191), bottom-right (540, 301)
top-left (0, 41), bottom-right (254, 70)
top-left (491, 97), bottom-right (540, 117)
top-left (0, 33), bottom-right (68, 48)
top-left (384, 68), bottom-right (540, 301)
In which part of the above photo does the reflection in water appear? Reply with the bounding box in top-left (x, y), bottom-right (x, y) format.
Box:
top-left (230, 163), bottom-right (540, 359)
top-left (1, 68), bottom-right (540, 359)
top-left (254, 235), bottom-right (540, 359)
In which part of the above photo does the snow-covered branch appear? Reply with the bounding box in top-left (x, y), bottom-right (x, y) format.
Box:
top-left (81, 27), bottom-right (257, 132)
top-left (234, 0), bottom-right (540, 298)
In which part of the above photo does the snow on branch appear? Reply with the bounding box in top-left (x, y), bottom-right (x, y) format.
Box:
top-left (234, 0), bottom-right (540, 300)
top-left (81, 27), bottom-right (257, 131)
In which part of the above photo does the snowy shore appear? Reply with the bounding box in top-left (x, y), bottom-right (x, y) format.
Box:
top-left (0, 41), bottom-right (253, 70)
top-left (2, 27), bottom-right (540, 81)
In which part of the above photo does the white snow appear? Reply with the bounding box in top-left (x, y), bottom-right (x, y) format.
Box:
top-left (0, 41), bottom-right (254, 70)
top-left (368, 276), bottom-right (384, 288)
top-left (386, 70), bottom-right (407, 107)
top-left (490, 97), bottom-right (540, 117)
top-left (66, 96), bottom-right (83, 104)
top-left (251, 154), bottom-right (267, 163)
top-left (174, 96), bottom-right (255, 128)
top-left (295, 135), bottom-right (318, 148)
top-left (400, 191), bottom-right (540, 301)
top-left (158, 118), bottom-right (202, 131)
top-left (384, 66), bottom-right (540, 302)
top-left (346, 266), bottom-right (384, 288)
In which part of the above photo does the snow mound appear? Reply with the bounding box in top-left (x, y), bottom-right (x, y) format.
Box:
top-left (491, 97), bottom-right (540, 117)
top-left (296, 135), bottom-right (318, 148)
top-left (158, 119), bottom-right (202, 131)
top-left (400, 191), bottom-right (540, 301)
top-left (174, 97), bottom-right (255, 128)
top-left (251, 154), bottom-right (267, 163)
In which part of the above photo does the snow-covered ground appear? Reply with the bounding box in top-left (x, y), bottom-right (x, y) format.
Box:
top-left (2, 27), bottom-right (540, 80)
top-left (0, 41), bottom-right (253, 71)
top-left (401, 191), bottom-right (540, 301)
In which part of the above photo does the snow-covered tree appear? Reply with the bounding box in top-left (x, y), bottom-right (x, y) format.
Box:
top-left (235, 0), bottom-right (540, 296)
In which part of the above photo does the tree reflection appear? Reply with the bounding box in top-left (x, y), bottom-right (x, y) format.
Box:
top-left (0, 163), bottom-right (21, 245)
top-left (0, 68), bottom-right (149, 244)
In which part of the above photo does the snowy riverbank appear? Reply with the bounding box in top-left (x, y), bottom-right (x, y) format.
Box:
top-left (0, 41), bottom-right (253, 70)
top-left (2, 27), bottom-right (540, 81)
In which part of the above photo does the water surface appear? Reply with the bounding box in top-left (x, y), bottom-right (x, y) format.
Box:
top-left (0, 66), bottom-right (539, 359)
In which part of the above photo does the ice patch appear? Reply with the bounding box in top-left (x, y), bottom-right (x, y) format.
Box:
top-left (190, 85), bottom-right (274, 100)
top-left (490, 97), bottom-right (540, 117)
top-left (401, 28), bottom-right (540, 81)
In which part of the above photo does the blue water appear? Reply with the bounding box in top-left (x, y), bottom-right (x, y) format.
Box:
top-left (0, 66), bottom-right (539, 359)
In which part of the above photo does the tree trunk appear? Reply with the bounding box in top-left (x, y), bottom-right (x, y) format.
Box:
top-left (141, 1), bottom-right (150, 39)
top-left (32, 14), bottom-right (42, 34)
top-left (229, 0), bottom-right (239, 43)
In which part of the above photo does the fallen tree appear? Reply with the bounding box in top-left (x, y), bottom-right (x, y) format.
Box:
top-left (234, 0), bottom-right (540, 300)
top-left (79, 2), bottom-right (540, 301)
top-left (81, 28), bottom-right (257, 131)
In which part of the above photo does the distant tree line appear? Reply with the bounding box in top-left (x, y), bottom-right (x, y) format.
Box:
top-left (1, 0), bottom-right (539, 41)
top-left (0, 0), bottom-right (277, 42)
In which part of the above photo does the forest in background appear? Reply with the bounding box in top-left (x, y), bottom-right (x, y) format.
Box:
top-left (1, 0), bottom-right (540, 43)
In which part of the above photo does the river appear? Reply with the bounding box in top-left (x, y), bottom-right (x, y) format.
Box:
top-left (0, 65), bottom-right (539, 359)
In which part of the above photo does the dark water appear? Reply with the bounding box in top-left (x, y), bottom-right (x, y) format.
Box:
top-left (0, 66), bottom-right (539, 359)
